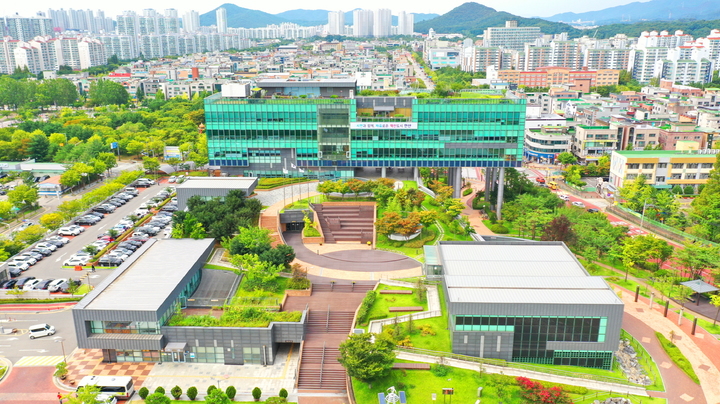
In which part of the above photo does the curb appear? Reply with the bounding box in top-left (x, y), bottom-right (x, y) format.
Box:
top-left (0, 356), bottom-right (12, 384)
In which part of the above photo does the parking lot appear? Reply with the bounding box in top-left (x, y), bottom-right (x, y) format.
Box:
top-left (0, 180), bottom-right (176, 362)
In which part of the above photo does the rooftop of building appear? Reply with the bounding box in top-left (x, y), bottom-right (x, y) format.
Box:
top-left (256, 78), bottom-right (357, 88)
top-left (176, 176), bottom-right (258, 190)
top-left (613, 150), bottom-right (720, 158)
top-left (77, 239), bottom-right (215, 312)
top-left (434, 241), bottom-right (623, 306)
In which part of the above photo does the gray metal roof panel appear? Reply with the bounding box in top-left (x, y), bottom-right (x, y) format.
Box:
top-left (176, 177), bottom-right (258, 190)
top-left (84, 239), bottom-right (214, 311)
top-left (448, 288), bottom-right (623, 305)
top-left (445, 276), bottom-right (610, 290)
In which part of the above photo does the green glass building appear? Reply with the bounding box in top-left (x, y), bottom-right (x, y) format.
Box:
top-left (204, 80), bottom-right (526, 192)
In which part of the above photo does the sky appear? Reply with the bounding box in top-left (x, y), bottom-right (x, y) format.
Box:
top-left (1, 0), bottom-right (651, 19)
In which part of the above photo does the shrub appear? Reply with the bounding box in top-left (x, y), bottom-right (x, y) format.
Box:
top-left (462, 188), bottom-right (472, 196)
top-left (287, 277), bottom-right (311, 290)
top-left (265, 398), bottom-right (287, 404)
top-left (490, 224), bottom-right (509, 234)
top-left (252, 387), bottom-right (262, 401)
top-left (487, 211), bottom-right (497, 223)
top-left (683, 185), bottom-right (694, 195)
top-left (171, 386), bottom-right (182, 400)
top-left (430, 364), bottom-right (449, 377)
top-left (279, 388), bottom-right (288, 399)
top-left (226, 386), bottom-right (237, 400)
top-left (187, 386), bottom-right (198, 401)
top-left (655, 331), bottom-right (700, 383)
top-left (356, 290), bottom-right (377, 324)
top-left (145, 393), bottom-right (172, 404)
top-left (207, 385), bottom-right (217, 395)
top-left (154, 386), bottom-right (166, 395)
top-left (138, 387), bottom-right (150, 399)
top-left (672, 184), bottom-right (683, 194)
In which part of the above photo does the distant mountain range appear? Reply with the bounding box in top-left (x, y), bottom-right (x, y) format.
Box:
top-left (200, 4), bottom-right (438, 29)
top-left (546, 0), bottom-right (720, 25)
top-left (414, 2), bottom-right (582, 36)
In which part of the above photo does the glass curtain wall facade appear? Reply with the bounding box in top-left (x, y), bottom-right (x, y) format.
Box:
top-left (204, 95), bottom-right (526, 178)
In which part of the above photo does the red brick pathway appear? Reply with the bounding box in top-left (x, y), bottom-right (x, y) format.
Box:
top-left (63, 349), bottom-right (154, 388)
top-left (0, 367), bottom-right (61, 403)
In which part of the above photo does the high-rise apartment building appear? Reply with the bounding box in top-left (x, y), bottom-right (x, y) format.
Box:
top-left (483, 21), bottom-right (542, 51)
top-left (373, 9), bottom-right (391, 38)
top-left (216, 8), bottom-right (227, 34)
top-left (583, 48), bottom-right (632, 70)
top-left (630, 30), bottom-right (696, 83)
top-left (0, 38), bottom-right (19, 74)
top-left (1, 15), bottom-right (54, 41)
top-left (327, 11), bottom-right (344, 35)
top-left (397, 11), bottom-right (414, 36)
top-left (182, 10), bottom-right (200, 33)
top-left (353, 10), bottom-right (373, 37)
top-left (659, 42), bottom-right (713, 85)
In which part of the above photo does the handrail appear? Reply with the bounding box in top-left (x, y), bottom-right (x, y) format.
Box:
top-left (326, 305), bottom-right (330, 332)
top-left (320, 341), bottom-right (326, 387)
top-left (396, 347), bottom-right (635, 386)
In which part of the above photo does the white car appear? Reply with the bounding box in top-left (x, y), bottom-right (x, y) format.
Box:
top-left (64, 257), bottom-right (90, 267)
top-left (12, 255), bottom-right (37, 265)
top-left (58, 227), bottom-right (81, 236)
top-left (46, 235), bottom-right (70, 245)
top-left (17, 253), bottom-right (40, 264)
top-left (23, 279), bottom-right (42, 290)
top-left (7, 262), bottom-right (30, 272)
top-left (69, 224), bottom-right (85, 233)
top-left (35, 242), bottom-right (57, 252)
top-left (138, 178), bottom-right (155, 185)
top-left (571, 201), bottom-right (586, 208)
top-left (558, 194), bottom-right (570, 201)
top-left (107, 251), bottom-right (128, 261)
top-left (135, 209), bottom-right (149, 217)
top-left (47, 279), bottom-right (68, 292)
top-left (168, 176), bottom-right (176, 183)
top-left (90, 240), bottom-right (110, 249)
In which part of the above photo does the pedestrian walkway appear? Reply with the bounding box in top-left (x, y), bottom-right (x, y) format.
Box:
top-left (14, 356), bottom-right (64, 367)
top-left (460, 178), bottom-right (495, 236)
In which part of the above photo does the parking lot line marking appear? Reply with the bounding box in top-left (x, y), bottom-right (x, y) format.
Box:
top-left (14, 355), bottom-right (64, 367)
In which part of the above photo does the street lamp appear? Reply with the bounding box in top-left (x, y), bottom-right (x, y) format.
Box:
top-left (640, 198), bottom-right (655, 228)
top-left (54, 337), bottom-right (66, 362)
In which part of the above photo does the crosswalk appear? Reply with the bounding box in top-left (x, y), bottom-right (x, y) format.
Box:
top-left (14, 355), bottom-right (64, 367)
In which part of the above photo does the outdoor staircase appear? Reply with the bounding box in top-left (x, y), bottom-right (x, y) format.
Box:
top-left (296, 283), bottom-right (372, 393)
top-left (311, 204), bottom-right (374, 243)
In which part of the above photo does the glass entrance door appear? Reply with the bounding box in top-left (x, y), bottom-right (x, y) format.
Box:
top-left (172, 352), bottom-right (186, 362)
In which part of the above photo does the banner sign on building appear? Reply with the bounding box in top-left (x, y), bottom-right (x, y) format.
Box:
top-left (164, 146), bottom-right (182, 159)
top-left (350, 122), bottom-right (418, 130)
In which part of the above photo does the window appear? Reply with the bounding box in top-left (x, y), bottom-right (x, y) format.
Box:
top-left (657, 163), bottom-right (668, 168)
top-left (671, 174), bottom-right (682, 179)
top-left (686, 163), bottom-right (699, 169)
top-left (642, 163), bottom-right (654, 169)
top-left (700, 173), bottom-right (710, 179)
top-left (627, 164), bottom-right (640, 169)
top-left (701, 163), bottom-right (714, 169)
top-left (626, 174), bottom-right (637, 180)
top-left (655, 176), bottom-right (666, 182)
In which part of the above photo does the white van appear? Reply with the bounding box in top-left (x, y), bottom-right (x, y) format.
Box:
top-left (29, 323), bottom-right (55, 339)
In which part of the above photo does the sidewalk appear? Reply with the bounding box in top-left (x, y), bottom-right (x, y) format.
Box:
top-left (461, 178), bottom-right (495, 236)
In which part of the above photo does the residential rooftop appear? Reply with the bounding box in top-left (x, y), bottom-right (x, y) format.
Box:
top-left (176, 177), bottom-right (259, 190)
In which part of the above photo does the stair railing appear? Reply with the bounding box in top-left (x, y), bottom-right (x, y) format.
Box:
top-left (320, 341), bottom-right (326, 386)
top-left (326, 305), bottom-right (330, 332)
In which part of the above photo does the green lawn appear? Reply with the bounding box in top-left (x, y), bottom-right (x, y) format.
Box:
top-left (402, 180), bottom-right (418, 189)
top-left (232, 277), bottom-right (289, 306)
top-left (621, 330), bottom-right (665, 391)
top-left (352, 365), bottom-right (663, 404)
top-left (403, 284), bottom-right (451, 352)
top-left (367, 284), bottom-right (428, 320)
top-left (203, 264), bottom-right (236, 271)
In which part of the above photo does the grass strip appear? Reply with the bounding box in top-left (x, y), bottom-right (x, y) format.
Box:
top-left (654, 331), bottom-right (700, 384)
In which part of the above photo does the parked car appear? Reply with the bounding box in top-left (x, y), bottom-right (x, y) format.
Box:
top-left (7, 262), bottom-right (30, 272)
top-left (87, 212), bottom-right (105, 219)
top-left (35, 242), bottom-right (58, 252)
top-left (75, 218), bottom-right (95, 226)
top-left (2, 279), bottom-right (18, 288)
top-left (535, 177), bottom-right (546, 183)
top-left (117, 242), bottom-right (139, 251)
top-left (136, 226), bottom-right (159, 236)
top-left (47, 279), bottom-right (68, 292)
top-left (93, 206), bottom-right (113, 214)
top-left (12, 255), bottom-right (37, 265)
top-left (58, 226), bottom-right (81, 236)
top-left (168, 176), bottom-right (176, 183)
top-left (30, 248), bottom-right (53, 257)
top-left (42, 239), bottom-right (64, 249)
top-left (14, 277), bottom-right (36, 289)
top-left (124, 187), bottom-right (139, 196)
top-left (138, 178), bottom-right (155, 185)
top-left (571, 201), bottom-right (586, 208)
top-left (98, 256), bottom-right (124, 267)
top-left (127, 236), bottom-right (149, 243)
top-left (161, 205), bottom-right (178, 212)
top-left (68, 224), bottom-right (85, 233)
top-left (23, 279), bottom-right (42, 290)
top-left (46, 235), bottom-right (70, 245)
top-left (17, 221), bottom-right (34, 231)
top-left (35, 279), bottom-right (55, 290)
top-left (64, 256), bottom-right (90, 267)
top-left (17, 253), bottom-right (40, 264)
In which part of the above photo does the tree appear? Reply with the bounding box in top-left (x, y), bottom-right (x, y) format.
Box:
top-left (541, 215), bottom-right (576, 244)
top-left (61, 385), bottom-right (101, 404)
top-left (28, 133), bottom-right (50, 161)
top-left (225, 386), bottom-right (237, 401)
top-left (88, 79), bottom-right (129, 106)
top-left (279, 388), bottom-right (288, 399)
top-left (673, 241), bottom-right (720, 280)
top-left (337, 332), bottom-right (396, 382)
top-left (186, 387), bottom-right (198, 401)
top-left (143, 156), bottom-right (160, 176)
top-left (229, 227), bottom-right (272, 255)
top-left (230, 254), bottom-right (282, 291)
top-left (171, 386), bottom-right (183, 400)
top-left (0, 201), bottom-right (13, 220)
top-left (7, 184), bottom-right (39, 210)
top-left (40, 213), bottom-right (64, 230)
top-left (95, 152), bottom-right (118, 174)
top-left (251, 388), bottom-right (262, 402)
top-left (136, 85), bottom-right (145, 103)
top-left (557, 151), bottom-right (577, 166)
top-left (126, 140), bottom-right (145, 158)
top-left (145, 393), bottom-right (172, 404)
top-left (618, 175), bottom-right (654, 212)
top-left (711, 295), bottom-right (720, 326)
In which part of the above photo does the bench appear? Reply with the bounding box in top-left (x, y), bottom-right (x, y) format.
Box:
top-left (392, 363), bottom-right (431, 370)
top-left (378, 392), bottom-right (386, 404)
top-left (389, 306), bottom-right (424, 312)
top-left (399, 391), bottom-right (407, 404)
top-left (379, 290), bottom-right (413, 294)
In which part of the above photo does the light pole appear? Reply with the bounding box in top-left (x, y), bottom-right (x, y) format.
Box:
top-left (54, 337), bottom-right (66, 362)
top-left (640, 198), bottom-right (655, 228)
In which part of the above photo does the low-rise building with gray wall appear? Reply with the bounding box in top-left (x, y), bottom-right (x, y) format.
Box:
top-left (175, 177), bottom-right (258, 210)
top-left (72, 238), bottom-right (305, 365)
top-left (426, 241), bottom-right (624, 370)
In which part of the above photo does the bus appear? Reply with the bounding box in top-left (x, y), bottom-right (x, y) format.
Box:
top-left (77, 376), bottom-right (135, 400)
top-left (548, 181), bottom-right (558, 190)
